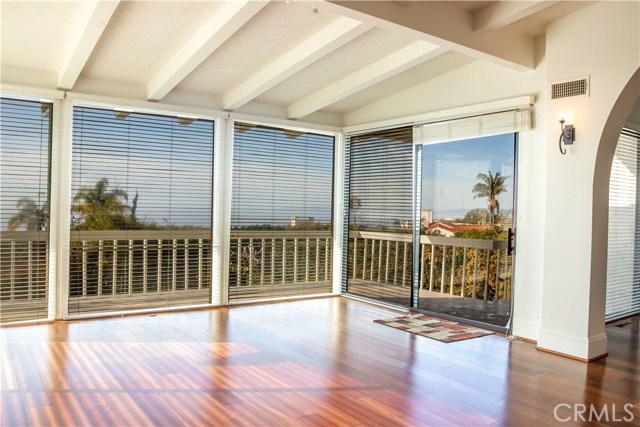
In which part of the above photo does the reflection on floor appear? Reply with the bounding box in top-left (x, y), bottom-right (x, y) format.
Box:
top-left (347, 279), bottom-right (510, 328)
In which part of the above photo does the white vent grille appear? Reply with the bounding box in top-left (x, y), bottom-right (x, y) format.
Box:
top-left (551, 77), bottom-right (589, 99)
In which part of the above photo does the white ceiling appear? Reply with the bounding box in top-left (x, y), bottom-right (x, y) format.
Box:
top-left (1, 0), bottom-right (594, 126)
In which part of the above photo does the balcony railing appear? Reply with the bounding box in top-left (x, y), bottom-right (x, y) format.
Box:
top-left (0, 231), bottom-right (49, 322)
top-left (349, 231), bottom-right (511, 301)
top-left (2, 228), bottom-right (509, 321)
top-left (229, 230), bottom-right (333, 301)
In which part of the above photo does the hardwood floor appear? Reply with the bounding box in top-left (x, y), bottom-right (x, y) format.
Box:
top-left (1, 297), bottom-right (638, 426)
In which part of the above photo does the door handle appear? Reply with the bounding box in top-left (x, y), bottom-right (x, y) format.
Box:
top-left (507, 228), bottom-right (515, 256)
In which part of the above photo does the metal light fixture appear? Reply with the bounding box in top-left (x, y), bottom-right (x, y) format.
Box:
top-left (558, 115), bottom-right (575, 155)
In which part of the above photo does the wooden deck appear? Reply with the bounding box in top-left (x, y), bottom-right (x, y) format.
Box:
top-left (347, 280), bottom-right (511, 328)
top-left (1, 297), bottom-right (638, 426)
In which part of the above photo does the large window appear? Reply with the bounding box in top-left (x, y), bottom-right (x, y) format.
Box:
top-left (230, 122), bottom-right (334, 301)
top-left (1, 98), bottom-right (52, 323)
top-left (345, 127), bottom-right (414, 307)
top-left (69, 107), bottom-right (214, 315)
top-left (607, 127), bottom-right (640, 321)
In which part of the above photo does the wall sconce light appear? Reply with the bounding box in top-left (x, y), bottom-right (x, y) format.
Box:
top-left (558, 115), bottom-right (575, 155)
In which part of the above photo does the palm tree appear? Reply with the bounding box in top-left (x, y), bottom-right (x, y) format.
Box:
top-left (71, 178), bottom-right (129, 230)
top-left (472, 170), bottom-right (510, 226)
top-left (8, 197), bottom-right (49, 231)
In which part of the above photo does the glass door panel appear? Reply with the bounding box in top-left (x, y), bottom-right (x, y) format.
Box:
top-left (417, 134), bottom-right (516, 328)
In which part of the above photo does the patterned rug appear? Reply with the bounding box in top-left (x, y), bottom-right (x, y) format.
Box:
top-left (374, 314), bottom-right (495, 343)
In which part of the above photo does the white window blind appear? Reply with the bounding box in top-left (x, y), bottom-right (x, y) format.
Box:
top-left (345, 127), bottom-right (414, 307)
top-left (413, 109), bottom-right (531, 145)
top-left (1, 97), bottom-right (52, 323)
top-left (230, 122), bottom-right (334, 302)
top-left (606, 127), bottom-right (640, 321)
top-left (69, 106), bottom-right (214, 315)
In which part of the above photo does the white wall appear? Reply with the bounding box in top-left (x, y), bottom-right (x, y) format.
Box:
top-left (538, 0), bottom-right (639, 359)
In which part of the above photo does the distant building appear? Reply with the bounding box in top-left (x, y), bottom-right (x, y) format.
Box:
top-left (425, 220), bottom-right (494, 237)
top-left (421, 209), bottom-right (433, 225)
top-left (290, 216), bottom-right (315, 227)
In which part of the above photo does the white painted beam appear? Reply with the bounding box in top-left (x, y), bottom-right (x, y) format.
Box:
top-left (147, 1), bottom-right (269, 102)
top-left (57, 0), bottom-right (120, 90)
top-left (223, 17), bottom-right (370, 111)
top-left (287, 41), bottom-right (445, 120)
top-left (324, 1), bottom-right (535, 71)
top-left (474, 1), bottom-right (559, 32)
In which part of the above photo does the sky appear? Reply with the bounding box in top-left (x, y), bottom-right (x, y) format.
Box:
top-left (422, 133), bottom-right (515, 220)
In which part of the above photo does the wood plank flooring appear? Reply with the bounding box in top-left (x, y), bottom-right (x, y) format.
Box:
top-left (1, 297), bottom-right (638, 426)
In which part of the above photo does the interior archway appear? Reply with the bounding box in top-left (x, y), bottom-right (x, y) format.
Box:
top-left (591, 67), bottom-right (640, 338)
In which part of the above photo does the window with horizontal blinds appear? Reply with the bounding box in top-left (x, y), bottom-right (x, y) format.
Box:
top-left (606, 127), bottom-right (640, 321)
top-left (69, 106), bottom-right (214, 315)
top-left (345, 127), bottom-right (413, 307)
top-left (230, 122), bottom-right (334, 301)
top-left (0, 97), bottom-right (52, 323)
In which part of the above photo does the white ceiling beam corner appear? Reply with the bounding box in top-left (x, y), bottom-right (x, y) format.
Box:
top-left (323, 0), bottom-right (535, 71)
top-left (222, 17), bottom-right (370, 111)
top-left (146, 1), bottom-right (269, 102)
top-left (287, 41), bottom-right (445, 120)
top-left (473, 1), bottom-right (559, 32)
top-left (57, 0), bottom-right (120, 91)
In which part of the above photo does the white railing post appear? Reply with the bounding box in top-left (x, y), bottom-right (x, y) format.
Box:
top-left (305, 238), bottom-right (310, 283)
top-left (260, 238), bottom-right (266, 286)
top-left (293, 237), bottom-right (299, 283)
top-left (484, 249), bottom-right (491, 300)
top-left (184, 239), bottom-right (189, 289)
top-left (324, 237), bottom-right (330, 281)
top-left (128, 239), bottom-right (133, 294)
top-left (142, 239), bottom-right (148, 293)
top-left (98, 240), bottom-right (104, 295)
top-left (112, 239), bottom-right (118, 294)
top-left (248, 238), bottom-right (254, 287)
top-left (352, 237), bottom-right (358, 279)
top-left (461, 247), bottom-right (467, 298)
top-left (440, 246), bottom-right (446, 293)
top-left (157, 239), bottom-right (162, 292)
top-left (402, 242), bottom-right (408, 287)
top-left (429, 244), bottom-right (435, 292)
top-left (271, 238), bottom-right (276, 285)
top-left (82, 240), bottom-right (87, 296)
top-left (385, 240), bottom-right (390, 283)
top-left (450, 246), bottom-right (456, 295)
top-left (198, 238), bottom-right (203, 290)
top-left (10, 241), bottom-right (16, 301)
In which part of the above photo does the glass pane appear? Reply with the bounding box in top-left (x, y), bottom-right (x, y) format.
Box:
top-left (346, 127), bottom-right (413, 307)
top-left (229, 123), bottom-right (334, 301)
top-left (69, 107), bottom-right (214, 315)
top-left (418, 134), bottom-right (515, 327)
top-left (0, 98), bottom-right (51, 323)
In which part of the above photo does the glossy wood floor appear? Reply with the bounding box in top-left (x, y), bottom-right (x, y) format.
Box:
top-left (1, 297), bottom-right (638, 426)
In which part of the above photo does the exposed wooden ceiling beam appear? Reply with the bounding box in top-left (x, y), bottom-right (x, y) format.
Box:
top-left (324, 0), bottom-right (535, 71)
top-left (223, 17), bottom-right (370, 111)
top-left (57, 0), bottom-right (120, 90)
top-left (287, 41), bottom-right (446, 120)
top-left (147, 0), bottom-right (268, 102)
top-left (474, 1), bottom-right (559, 32)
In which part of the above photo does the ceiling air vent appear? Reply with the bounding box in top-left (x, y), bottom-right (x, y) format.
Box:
top-left (551, 76), bottom-right (589, 99)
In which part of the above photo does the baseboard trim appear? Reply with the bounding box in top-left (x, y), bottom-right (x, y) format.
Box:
top-left (536, 346), bottom-right (608, 363)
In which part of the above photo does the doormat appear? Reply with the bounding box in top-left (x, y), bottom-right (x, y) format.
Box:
top-left (374, 314), bottom-right (494, 343)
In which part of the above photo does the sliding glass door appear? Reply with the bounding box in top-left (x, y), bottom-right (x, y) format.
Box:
top-left (416, 134), bottom-right (516, 328)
